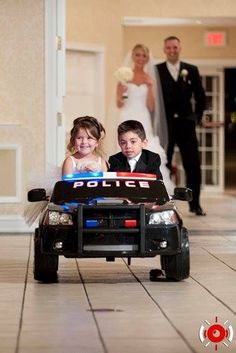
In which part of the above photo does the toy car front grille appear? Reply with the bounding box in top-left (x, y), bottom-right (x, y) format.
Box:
top-left (77, 204), bottom-right (146, 254)
top-left (84, 210), bottom-right (138, 228)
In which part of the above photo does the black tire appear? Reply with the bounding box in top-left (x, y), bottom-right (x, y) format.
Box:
top-left (160, 227), bottom-right (190, 281)
top-left (34, 228), bottom-right (59, 282)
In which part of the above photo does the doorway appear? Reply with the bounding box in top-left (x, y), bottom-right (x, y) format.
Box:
top-left (224, 68), bottom-right (236, 192)
top-left (63, 45), bottom-right (105, 156)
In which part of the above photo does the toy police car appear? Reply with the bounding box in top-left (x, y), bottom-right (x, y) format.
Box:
top-left (28, 172), bottom-right (192, 282)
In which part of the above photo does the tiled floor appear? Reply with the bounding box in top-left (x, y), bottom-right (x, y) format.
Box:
top-left (0, 192), bottom-right (236, 353)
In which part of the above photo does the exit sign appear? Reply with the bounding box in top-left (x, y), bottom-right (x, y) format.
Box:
top-left (204, 31), bottom-right (226, 47)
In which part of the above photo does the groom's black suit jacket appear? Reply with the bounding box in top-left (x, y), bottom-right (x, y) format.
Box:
top-left (156, 61), bottom-right (206, 123)
top-left (108, 149), bottom-right (162, 180)
top-left (156, 61), bottom-right (206, 209)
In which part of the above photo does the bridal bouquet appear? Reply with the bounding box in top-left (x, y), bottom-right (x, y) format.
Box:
top-left (114, 66), bottom-right (133, 99)
top-left (114, 66), bottom-right (133, 84)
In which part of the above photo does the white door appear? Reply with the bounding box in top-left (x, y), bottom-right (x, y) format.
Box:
top-left (64, 47), bottom-right (105, 148)
top-left (174, 68), bottom-right (225, 192)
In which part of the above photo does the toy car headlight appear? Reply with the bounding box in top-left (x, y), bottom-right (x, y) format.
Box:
top-left (149, 210), bottom-right (178, 225)
top-left (47, 211), bottom-right (73, 225)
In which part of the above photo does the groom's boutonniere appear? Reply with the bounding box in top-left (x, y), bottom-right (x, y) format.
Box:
top-left (180, 69), bottom-right (188, 82)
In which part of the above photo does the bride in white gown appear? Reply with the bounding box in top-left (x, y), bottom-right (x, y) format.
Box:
top-left (116, 44), bottom-right (175, 194)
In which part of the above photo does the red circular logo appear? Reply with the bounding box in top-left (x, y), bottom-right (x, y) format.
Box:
top-left (207, 324), bottom-right (226, 343)
top-left (199, 316), bottom-right (234, 350)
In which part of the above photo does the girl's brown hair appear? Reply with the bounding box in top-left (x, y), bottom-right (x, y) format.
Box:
top-left (67, 116), bottom-right (106, 153)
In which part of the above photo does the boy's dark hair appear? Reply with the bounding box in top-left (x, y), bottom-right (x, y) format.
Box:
top-left (117, 120), bottom-right (146, 141)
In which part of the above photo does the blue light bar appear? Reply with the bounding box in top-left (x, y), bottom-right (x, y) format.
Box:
top-left (63, 172), bottom-right (103, 181)
top-left (62, 171), bottom-right (156, 181)
top-left (86, 219), bottom-right (99, 228)
top-left (62, 202), bottom-right (80, 211)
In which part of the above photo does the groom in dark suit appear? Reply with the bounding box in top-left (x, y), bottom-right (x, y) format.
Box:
top-left (157, 36), bottom-right (206, 215)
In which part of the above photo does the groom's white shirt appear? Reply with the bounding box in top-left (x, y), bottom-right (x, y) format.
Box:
top-left (166, 61), bottom-right (180, 81)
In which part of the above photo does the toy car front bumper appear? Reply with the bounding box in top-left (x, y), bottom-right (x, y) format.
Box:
top-left (40, 224), bottom-right (181, 258)
top-left (40, 204), bottom-right (182, 258)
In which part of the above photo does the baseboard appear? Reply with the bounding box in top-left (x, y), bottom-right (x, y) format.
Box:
top-left (0, 215), bottom-right (36, 233)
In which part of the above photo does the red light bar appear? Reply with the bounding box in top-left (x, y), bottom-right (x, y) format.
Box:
top-left (124, 219), bottom-right (137, 228)
top-left (117, 172), bottom-right (156, 180)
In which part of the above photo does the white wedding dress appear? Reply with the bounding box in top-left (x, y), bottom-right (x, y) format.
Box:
top-left (119, 83), bottom-right (175, 194)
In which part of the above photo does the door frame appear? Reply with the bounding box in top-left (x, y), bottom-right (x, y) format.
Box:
top-left (45, 0), bottom-right (65, 169)
top-left (45, 2), bottom-right (105, 167)
top-left (191, 59), bottom-right (236, 192)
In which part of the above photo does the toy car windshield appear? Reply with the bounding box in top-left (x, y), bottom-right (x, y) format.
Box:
top-left (52, 172), bottom-right (170, 205)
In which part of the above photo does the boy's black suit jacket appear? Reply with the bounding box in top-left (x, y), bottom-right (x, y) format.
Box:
top-left (108, 149), bottom-right (163, 179)
top-left (156, 61), bottom-right (206, 123)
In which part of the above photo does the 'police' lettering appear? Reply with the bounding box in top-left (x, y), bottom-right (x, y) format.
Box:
top-left (73, 181), bottom-right (84, 188)
top-left (139, 181), bottom-right (150, 188)
top-left (102, 181), bottom-right (111, 187)
top-left (73, 180), bottom-right (150, 188)
top-left (87, 181), bottom-right (98, 187)
top-left (125, 181), bottom-right (135, 187)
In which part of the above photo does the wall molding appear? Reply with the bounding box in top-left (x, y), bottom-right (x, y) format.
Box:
top-left (155, 58), bottom-right (236, 68)
top-left (66, 42), bottom-right (105, 53)
top-left (0, 144), bottom-right (22, 203)
top-left (0, 123), bottom-right (22, 126)
top-left (122, 17), bottom-right (236, 27)
top-left (0, 215), bottom-right (35, 233)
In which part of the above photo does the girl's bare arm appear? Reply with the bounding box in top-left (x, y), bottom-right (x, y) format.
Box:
top-left (62, 157), bottom-right (73, 176)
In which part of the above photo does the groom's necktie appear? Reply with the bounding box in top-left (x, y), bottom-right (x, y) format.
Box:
top-left (167, 61), bottom-right (180, 81)
top-left (128, 158), bottom-right (137, 172)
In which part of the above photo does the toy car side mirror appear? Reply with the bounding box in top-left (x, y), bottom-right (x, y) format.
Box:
top-left (173, 187), bottom-right (192, 202)
top-left (28, 188), bottom-right (48, 202)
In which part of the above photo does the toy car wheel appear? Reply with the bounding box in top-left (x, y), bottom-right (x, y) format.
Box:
top-left (160, 227), bottom-right (190, 281)
top-left (34, 228), bottom-right (59, 282)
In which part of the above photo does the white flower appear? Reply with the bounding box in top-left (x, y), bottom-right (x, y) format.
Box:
top-left (180, 69), bottom-right (188, 81)
top-left (114, 66), bottom-right (134, 84)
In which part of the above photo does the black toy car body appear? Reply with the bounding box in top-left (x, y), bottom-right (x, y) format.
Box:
top-left (28, 172), bottom-right (192, 282)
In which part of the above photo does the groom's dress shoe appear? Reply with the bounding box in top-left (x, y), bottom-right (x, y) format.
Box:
top-left (190, 207), bottom-right (206, 216)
